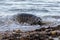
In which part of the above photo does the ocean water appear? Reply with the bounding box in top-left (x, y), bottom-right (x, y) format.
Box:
top-left (0, 0), bottom-right (60, 32)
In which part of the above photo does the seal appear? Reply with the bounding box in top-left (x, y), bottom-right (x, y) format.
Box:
top-left (15, 13), bottom-right (43, 25)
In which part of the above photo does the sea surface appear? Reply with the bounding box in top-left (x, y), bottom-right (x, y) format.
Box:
top-left (0, 0), bottom-right (60, 32)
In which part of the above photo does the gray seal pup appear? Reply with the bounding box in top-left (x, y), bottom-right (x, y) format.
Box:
top-left (14, 13), bottom-right (44, 25)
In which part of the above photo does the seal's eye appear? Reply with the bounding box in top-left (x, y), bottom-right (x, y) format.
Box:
top-left (37, 21), bottom-right (42, 25)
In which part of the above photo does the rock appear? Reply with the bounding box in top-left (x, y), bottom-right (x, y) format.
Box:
top-left (1, 33), bottom-right (10, 40)
top-left (48, 36), bottom-right (54, 40)
top-left (0, 34), bottom-right (2, 40)
top-left (51, 31), bottom-right (57, 35)
top-left (35, 27), bottom-right (46, 31)
top-left (50, 31), bottom-right (57, 37)
top-left (58, 36), bottom-right (60, 40)
top-left (45, 29), bottom-right (52, 32)
top-left (20, 37), bottom-right (29, 40)
top-left (15, 13), bottom-right (44, 25)
top-left (13, 29), bottom-right (22, 33)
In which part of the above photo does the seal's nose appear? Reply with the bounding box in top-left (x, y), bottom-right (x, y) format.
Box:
top-left (37, 21), bottom-right (46, 25)
top-left (37, 21), bottom-right (42, 25)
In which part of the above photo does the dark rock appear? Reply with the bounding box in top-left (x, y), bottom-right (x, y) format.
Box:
top-left (35, 27), bottom-right (46, 31)
top-left (15, 13), bottom-right (44, 25)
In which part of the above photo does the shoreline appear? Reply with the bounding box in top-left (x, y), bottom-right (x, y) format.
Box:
top-left (0, 24), bottom-right (60, 40)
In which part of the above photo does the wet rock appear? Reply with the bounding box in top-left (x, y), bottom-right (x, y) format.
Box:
top-left (1, 33), bottom-right (10, 40)
top-left (58, 36), bottom-right (60, 40)
top-left (29, 33), bottom-right (42, 40)
top-left (15, 13), bottom-right (44, 25)
top-left (48, 36), bottom-right (54, 40)
top-left (13, 29), bottom-right (22, 33)
top-left (50, 32), bottom-right (57, 37)
top-left (20, 37), bottom-right (29, 40)
top-left (1, 29), bottom-right (22, 40)
top-left (35, 27), bottom-right (46, 31)
top-left (50, 31), bottom-right (57, 35)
